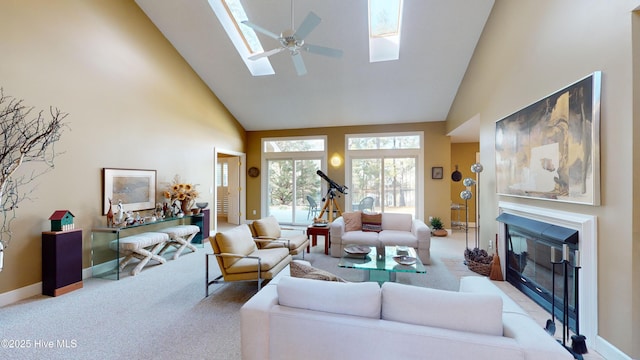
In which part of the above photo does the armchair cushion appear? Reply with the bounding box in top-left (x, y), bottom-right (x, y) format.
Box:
top-left (215, 225), bottom-right (258, 268)
top-left (224, 248), bottom-right (291, 274)
top-left (290, 261), bottom-right (346, 282)
top-left (252, 216), bottom-right (282, 238)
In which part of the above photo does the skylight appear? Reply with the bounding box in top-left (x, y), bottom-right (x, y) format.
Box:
top-left (368, 0), bottom-right (403, 62)
top-left (222, 0), bottom-right (262, 54)
top-left (209, 0), bottom-right (274, 76)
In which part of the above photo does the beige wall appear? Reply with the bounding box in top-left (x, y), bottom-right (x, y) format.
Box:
top-left (448, 1), bottom-right (638, 356)
top-left (246, 122), bottom-right (451, 226)
top-left (0, 0), bottom-right (245, 293)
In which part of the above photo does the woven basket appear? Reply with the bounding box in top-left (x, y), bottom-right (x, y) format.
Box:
top-left (466, 259), bottom-right (492, 276)
top-left (464, 252), bottom-right (493, 277)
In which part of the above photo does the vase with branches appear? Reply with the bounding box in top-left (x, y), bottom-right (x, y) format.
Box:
top-left (0, 88), bottom-right (68, 271)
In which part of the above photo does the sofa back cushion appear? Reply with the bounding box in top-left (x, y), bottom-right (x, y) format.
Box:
top-left (342, 211), bottom-right (362, 232)
top-left (361, 213), bottom-right (383, 232)
top-left (252, 216), bottom-right (282, 238)
top-left (381, 282), bottom-right (503, 336)
top-left (215, 225), bottom-right (258, 268)
top-left (277, 276), bottom-right (381, 318)
top-left (381, 213), bottom-right (413, 231)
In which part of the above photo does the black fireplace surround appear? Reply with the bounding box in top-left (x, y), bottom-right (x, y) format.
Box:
top-left (496, 213), bottom-right (579, 331)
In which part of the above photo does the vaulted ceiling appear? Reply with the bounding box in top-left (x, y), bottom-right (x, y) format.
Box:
top-left (135, 0), bottom-right (494, 142)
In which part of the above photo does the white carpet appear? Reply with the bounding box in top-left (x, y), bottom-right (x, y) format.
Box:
top-left (0, 229), bottom-right (564, 360)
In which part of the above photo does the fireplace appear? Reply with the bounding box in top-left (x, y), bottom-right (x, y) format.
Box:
top-left (497, 201), bottom-right (597, 349)
top-left (497, 212), bottom-right (579, 331)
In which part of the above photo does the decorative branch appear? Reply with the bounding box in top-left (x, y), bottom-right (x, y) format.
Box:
top-left (0, 88), bottom-right (68, 251)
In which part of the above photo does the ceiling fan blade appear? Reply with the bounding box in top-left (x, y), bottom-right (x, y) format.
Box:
top-left (247, 47), bottom-right (285, 61)
top-left (291, 52), bottom-right (307, 76)
top-left (303, 44), bottom-right (343, 58)
top-left (241, 20), bottom-right (280, 40)
top-left (293, 11), bottom-right (321, 40)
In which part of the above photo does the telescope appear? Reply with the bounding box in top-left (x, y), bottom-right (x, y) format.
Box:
top-left (316, 170), bottom-right (348, 195)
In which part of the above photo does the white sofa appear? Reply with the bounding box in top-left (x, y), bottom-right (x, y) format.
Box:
top-left (241, 274), bottom-right (573, 360)
top-left (329, 213), bottom-right (431, 264)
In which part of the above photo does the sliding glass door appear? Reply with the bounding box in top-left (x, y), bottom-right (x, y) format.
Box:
top-left (350, 156), bottom-right (416, 216)
top-left (346, 132), bottom-right (422, 219)
top-left (266, 159), bottom-right (321, 225)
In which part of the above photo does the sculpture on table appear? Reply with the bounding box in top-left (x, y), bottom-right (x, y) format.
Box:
top-left (115, 200), bottom-right (125, 225)
top-left (106, 198), bottom-right (114, 227)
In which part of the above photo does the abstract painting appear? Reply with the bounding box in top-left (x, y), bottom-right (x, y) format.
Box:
top-left (495, 72), bottom-right (601, 205)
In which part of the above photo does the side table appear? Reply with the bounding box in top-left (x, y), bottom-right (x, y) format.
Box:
top-left (306, 225), bottom-right (330, 255)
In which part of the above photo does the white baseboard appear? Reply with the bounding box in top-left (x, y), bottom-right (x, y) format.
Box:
top-left (595, 335), bottom-right (632, 360)
top-left (0, 267), bottom-right (93, 307)
top-left (0, 282), bottom-right (41, 307)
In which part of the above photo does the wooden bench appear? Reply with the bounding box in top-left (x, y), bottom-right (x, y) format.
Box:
top-left (158, 225), bottom-right (200, 260)
top-left (110, 232), bottom-right (169, 276)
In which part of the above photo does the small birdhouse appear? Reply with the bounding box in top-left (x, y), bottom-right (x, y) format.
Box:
top-left (49, 210), bottom-right (75, 231)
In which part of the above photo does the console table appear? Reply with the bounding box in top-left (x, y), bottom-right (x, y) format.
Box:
top-left (91, 214), bottom-right (204, 280)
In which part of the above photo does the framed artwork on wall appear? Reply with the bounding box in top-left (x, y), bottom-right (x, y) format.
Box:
top-left (102, 168), bottom-right (157, 215)
top-left (431, 166), bottom-right (443, 180)
top-left (495, 71), bottom-right (601, 205)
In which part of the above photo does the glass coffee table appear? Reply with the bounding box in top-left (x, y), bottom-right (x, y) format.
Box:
top-left (338, 245), bottom-right (426, 283)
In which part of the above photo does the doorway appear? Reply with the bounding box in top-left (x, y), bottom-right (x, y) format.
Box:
top-left (214, 148), bottom-right (246, 232)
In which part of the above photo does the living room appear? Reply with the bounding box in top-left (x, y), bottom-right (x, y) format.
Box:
top-left (1, 1), bottom-right (638, 359)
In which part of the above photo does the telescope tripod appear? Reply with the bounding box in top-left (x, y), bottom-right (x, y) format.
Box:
top-left (316, 188), bottom-right (343, 222)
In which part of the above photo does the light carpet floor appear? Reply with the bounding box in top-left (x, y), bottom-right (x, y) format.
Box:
top-left (0, 228), bottom-right (602, 359)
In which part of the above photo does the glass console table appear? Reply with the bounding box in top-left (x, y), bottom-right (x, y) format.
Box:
top-left (91, 214), bottom-right (205, 280)
top-left (338, 246), bottom-right (426, 283)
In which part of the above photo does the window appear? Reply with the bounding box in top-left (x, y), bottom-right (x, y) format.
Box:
top-left (368, 0), bottom-right (404, 62)
top-left (209, 0), bottom-right (274, 76)
top-left (262, 136), bottom-right (327, 225)
top-left (222, 0), bottom-right (264, 54)
top-left (346, 132), bottom-right (423, 219)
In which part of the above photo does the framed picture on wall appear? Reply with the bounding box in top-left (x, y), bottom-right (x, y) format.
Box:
top-left (102, 168), bottom-right (156, 215)
top-left (431, 167), bottom-right (444, 180)
top-left (495, 71), bottom-right (601, 205)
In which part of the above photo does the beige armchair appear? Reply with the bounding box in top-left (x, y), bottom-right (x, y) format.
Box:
top-left (249, 216), bottom-right (310, 259)
top-left (206, 224), bottom-right (291, 297)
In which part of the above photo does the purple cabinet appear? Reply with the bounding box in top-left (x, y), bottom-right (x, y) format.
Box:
top-left (42, 229), bottom-right (83, 296)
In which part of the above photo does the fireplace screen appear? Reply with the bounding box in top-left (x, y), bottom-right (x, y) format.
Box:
top-left (498, 213), bottom-right (578, 332)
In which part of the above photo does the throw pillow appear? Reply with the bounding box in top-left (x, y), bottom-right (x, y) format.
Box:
top-left (290, 261), bottom-right (346, 282)
top-left (361, 213), bottom-right (382, 232)
top-left (342, 211), bottom-right (362, 232)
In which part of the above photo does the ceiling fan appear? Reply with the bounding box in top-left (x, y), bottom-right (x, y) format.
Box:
top-left (241, 1), bottom-right (343, 76)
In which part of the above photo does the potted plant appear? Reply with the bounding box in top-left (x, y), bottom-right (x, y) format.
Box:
top-left (430, 217), bottom-right (448, 237)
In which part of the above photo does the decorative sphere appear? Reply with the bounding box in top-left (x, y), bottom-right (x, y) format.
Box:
top-left (460, 190), bottom-right (473, 200)
top-left (471, 163), bottom-right (484, 173)
top-left (463, 178), bottom-right (476, 187)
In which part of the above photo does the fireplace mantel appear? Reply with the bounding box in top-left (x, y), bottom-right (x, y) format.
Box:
top-left (497, 201), bottom-right (597, 349)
